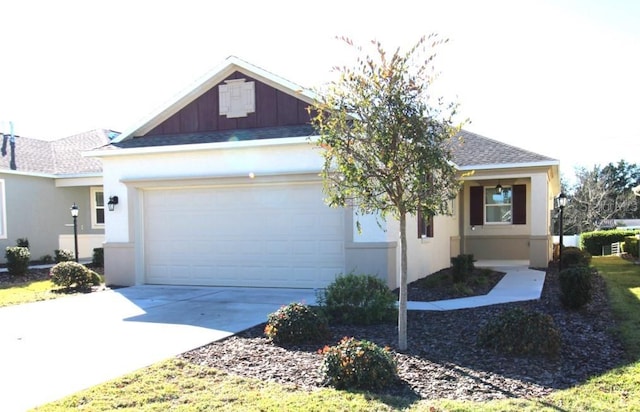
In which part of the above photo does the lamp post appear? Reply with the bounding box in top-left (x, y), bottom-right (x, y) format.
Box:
top-left (71, 203), bottom-right (79, 263)
top-left (557, 193), bottom-right (567, 271)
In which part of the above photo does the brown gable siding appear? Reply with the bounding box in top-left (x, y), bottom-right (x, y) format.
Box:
top-left (143, 71), bottom-right (311, 137)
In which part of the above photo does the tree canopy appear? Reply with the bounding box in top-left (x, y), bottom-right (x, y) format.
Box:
top-left (309, 35), bottom-right (463, 350)
top-left (560, 160), bottom-right (640, 234)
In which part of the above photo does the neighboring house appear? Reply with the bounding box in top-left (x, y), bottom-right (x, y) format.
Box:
top-left (0, 129), bottom-right (114, 262)
top-left (90, 56), bottom-right (560, 289)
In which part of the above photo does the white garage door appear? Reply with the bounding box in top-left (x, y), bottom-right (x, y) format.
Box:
top-left (143, 183), bottom-right (345, 288)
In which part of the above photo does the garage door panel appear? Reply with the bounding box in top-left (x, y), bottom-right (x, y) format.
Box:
top-left (144, 183), bottom-right (345, 288)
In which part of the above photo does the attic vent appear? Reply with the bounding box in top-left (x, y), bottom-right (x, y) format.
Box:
top-left (219, 79), bottom-right (255, 118)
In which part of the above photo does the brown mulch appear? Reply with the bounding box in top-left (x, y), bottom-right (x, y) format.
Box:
top-left (180, 268), bottom-right (626, 402)
top-left (399, 267), bottom-right (505, 302)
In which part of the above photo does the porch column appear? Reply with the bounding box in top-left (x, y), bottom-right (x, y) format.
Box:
top-left (529, 173), bottom-right (552, 267)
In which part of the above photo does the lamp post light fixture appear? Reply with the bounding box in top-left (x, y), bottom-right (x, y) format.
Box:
top-left (70, 203), bottom-right (79, 263)
top-left (557, 193), bottom-right (567, 271)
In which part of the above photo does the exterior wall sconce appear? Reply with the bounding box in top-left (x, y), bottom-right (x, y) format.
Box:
top-left (495, 183), bottom-right (503, 194)
top-left (107, 196), bottom-right (119, 211)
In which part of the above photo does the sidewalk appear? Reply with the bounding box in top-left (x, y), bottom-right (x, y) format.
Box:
top-left (407, 264), bottom-right (545, 311)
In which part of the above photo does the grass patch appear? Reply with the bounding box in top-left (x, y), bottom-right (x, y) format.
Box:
top-left (33, 256), bottom-right (640, 411)
top-left (0, 279), bottom-right (58, 307)
top-left (34, 359), bottom-right (416, 411)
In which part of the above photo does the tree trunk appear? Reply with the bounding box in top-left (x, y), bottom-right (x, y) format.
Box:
top-left (398, 212), bottom-right (408, 351)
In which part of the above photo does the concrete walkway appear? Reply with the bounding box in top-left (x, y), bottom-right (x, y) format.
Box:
top-left (408, 262), bottom-right (546, 311)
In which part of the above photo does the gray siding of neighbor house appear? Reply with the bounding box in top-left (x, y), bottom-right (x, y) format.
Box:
top-left (0, 174), bottom-right (102, 263)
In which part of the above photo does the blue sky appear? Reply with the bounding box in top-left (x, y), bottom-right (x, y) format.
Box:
top-left (1, 0), bottom-right (638, 183)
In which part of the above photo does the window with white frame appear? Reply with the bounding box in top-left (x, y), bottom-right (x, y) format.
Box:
top-left (0, 180), bottom-right (6, 239)
top-left (485, 186), bottom-right (512, 224)
top-left (90, 187), bottom-right (105, 229)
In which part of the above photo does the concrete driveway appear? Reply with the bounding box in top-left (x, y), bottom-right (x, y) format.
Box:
top-left (0, 285), bottom-right (317, 411)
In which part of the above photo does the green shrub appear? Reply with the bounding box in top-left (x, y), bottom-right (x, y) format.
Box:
top-left (264, 302), bottom-right (329, 345)
top-left (50, 261), bottom-right (100, 290)
top-left (560, 247), bottom-right (591, 268)
top-left (39, 254), bottom-right (54, 264)
top-left (559, 265), bottom-right (593, 309)
top-left (317, 273), bottom-right (397, 325)
top-left (581, 229), bottom-right (638, 256)
top-left (16, 238), bottom-right (29, 249)
top-left (319, 337), bottom-right (398, 390)
top-left (92, 247), bottom-right (104, 267)
top-left (5, 246), bottom-right (30, 277)
top-left (54, 249), bottom-right (74, 263)
top-left (478, 308), bottom-right (561, 357)
top-left (450, 254), bottom-right (475, 283)
top-left (624, 236), bottom-right (639, 258)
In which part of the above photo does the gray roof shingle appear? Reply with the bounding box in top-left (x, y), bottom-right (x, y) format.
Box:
top-left (0, 129), bottom-right (114, 175)
top-left (110, 126), bottom-right (557, 169)
top-left (113, 125), bottom-right (316, 149)
top-left (450, 130), bottom-right (557, 167)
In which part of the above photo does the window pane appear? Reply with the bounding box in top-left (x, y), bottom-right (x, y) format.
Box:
top-left (96, 208), bottom-right (105, 224)
top-left (95, 191), bottom-right (104, 207)
top-left (485, 187), bottom-right (512, 205)
top-left (486, 205), bottom-right (511, 223)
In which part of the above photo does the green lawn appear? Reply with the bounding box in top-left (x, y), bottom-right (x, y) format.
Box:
top-left (0, 278), bottom-right (59, 307)
top-left (31, 256), bottom-right (640, 411)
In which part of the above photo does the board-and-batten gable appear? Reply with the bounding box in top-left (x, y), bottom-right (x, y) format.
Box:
top-left (142, 71), bottom-right (312, 137)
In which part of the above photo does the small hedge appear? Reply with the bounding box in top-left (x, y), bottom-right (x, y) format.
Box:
top-left (50, 261), bottom-right (101, 290)
top-left (319, 337), bottom-right (398, 390)
top-left (92, 247), bottom-right (104, 267)
top-left (559, 265), bottom-right (593, 309)
top-left (560, 247), bottom-right (591, 268)
top-left (5, 246), bottom-right (30, 277)
top-left (264, 302), bottom-right (329, 345)
top-left (581, 229), bottom-right (639, 256)
top-left (55, 249), bottom-right (74, 263)
top-left (478, 308), bottom-right (561, 358)
top-left (624, 236), bottom-right (639, 258)
top-left (317, 273), bottom-right (397, 325)
top-left (450, 254), bottom-right (475, 283)
top-left (16, 238), bottom-right (29, 249)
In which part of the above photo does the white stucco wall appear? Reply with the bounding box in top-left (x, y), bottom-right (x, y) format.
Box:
top-left (98, 137), bottom-right (326, 244)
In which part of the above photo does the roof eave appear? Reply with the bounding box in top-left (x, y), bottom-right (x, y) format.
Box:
top-left (457, 160), bottom-right (560, 171)
top-left (87, 135), bottom-right (320, 158)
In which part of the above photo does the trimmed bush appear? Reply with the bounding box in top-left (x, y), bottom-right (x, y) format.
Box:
top-left (54, 249), bottom-right (74, 263)
top-left (92, 247), bottom-right (104, 267)
top-left (451, 254), bottom-right (475, 283)
top-left (317, 273), bottom-right (396, 325)
top-left (624, 236), bottom-right (639, 258)
top-left (559, 265), bottom-right (593, 309)
top-left (319, 337), bottom-right (398, 390)
top-left (560, 247), bottom-right (591, 268)
top-left (5, 246), bottom-right (30, 277)
top-left (16, 238), bottom-right (29, 249)
top-left (40, 254), bottom-right (54, 264)
top-left (478, 308), bottom-right (561, 357)
top-left (50, 261), bottom-right (101, 290)
top-left (581, 229), bottom-right (638, 256)
top-left (264, 302), bottom-right (329, 345)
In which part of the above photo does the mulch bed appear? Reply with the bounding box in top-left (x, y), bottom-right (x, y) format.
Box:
top-left (180, 268), bottom-right (626, 402)
top-left (399, 267), bottom-right (505, 301)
